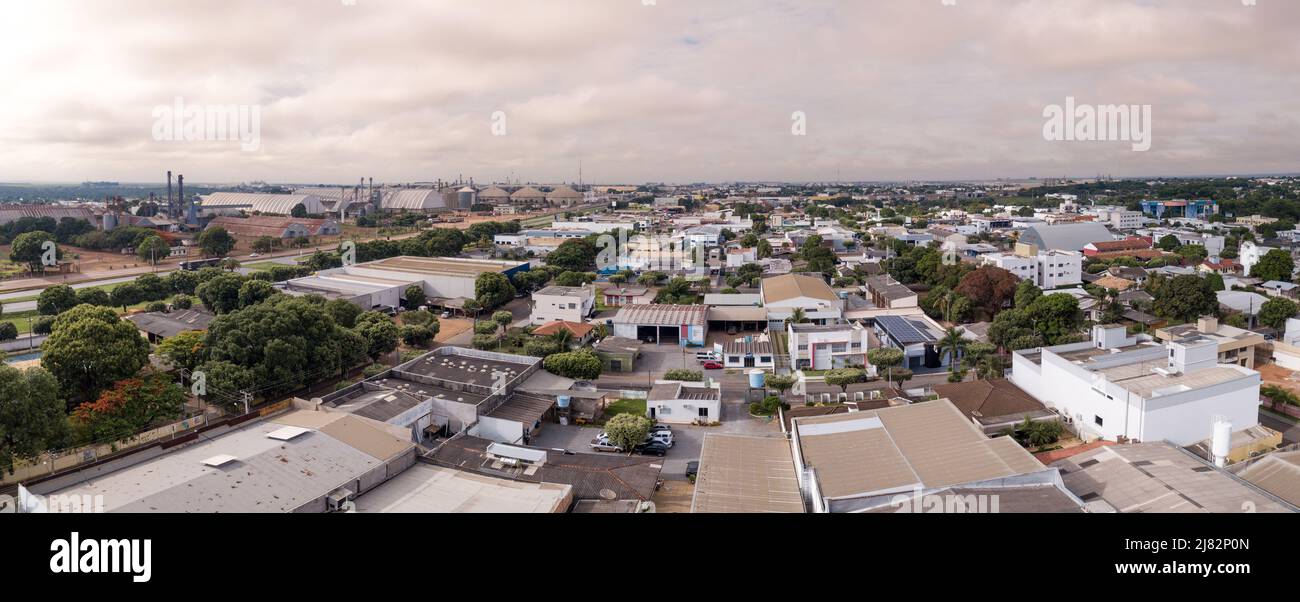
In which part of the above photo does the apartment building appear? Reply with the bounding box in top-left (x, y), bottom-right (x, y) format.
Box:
top-left (530, 285), bottom-right (595, 325)
top-left (787, 322), bottom-right (871, 371)
top-left (980, 244), bottom-right (1082, 289)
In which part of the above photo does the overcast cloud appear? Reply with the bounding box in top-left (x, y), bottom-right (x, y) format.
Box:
top-left (0, 0), bottom-right (1297, 184)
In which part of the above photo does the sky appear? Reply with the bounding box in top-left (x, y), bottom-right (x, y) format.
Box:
top-left (0, 0), bottom-right (1297, 185)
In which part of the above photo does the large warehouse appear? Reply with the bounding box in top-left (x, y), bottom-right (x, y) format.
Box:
top-left (380, 189), bottom-right (449, 213)
top-left (282, 255), bottom-right (531, 311)
top-left (200, 192), bottom-right (327, 217)
top-left (611, 304), bottom-right (708, 346)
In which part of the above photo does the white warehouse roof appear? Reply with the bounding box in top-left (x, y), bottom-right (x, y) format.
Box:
top-left (201, 192), bottom-right (325, 216)
top-left (381, 189), bottom-right (446, 211)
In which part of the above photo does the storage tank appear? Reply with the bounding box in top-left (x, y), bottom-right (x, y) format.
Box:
top-left (557, 394), bottom-right (571, 409)
top-left (458, 186), bottom-right (476, 209)
top-left (748, 369), bottom-right (766, 389)
top-left (1211, 416), bottom-right (1232, 468)
top-left (102, 212), bottom-right (119, 231)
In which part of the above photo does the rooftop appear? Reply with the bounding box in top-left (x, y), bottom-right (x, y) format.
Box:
top-left (429, 435), bottom-right (663, 501)
top-left (363, 255), bottom-right (527, 278)
top-left (1052, 443), bottom-right (1295, 513)
top-left (648, 381), bottom-right (721, 402)
top-left (352, 463), bottom-right (572, 513)
top-left (762, 274), bottom-right (838, 303)
top-left (691, 434), bottom-right (805, 513)
top-left (612, 304), bottom-right (707, 327)
top-left (1239, 451), bottom-right (1300, 508)
top-left (126, 308), bottom-right (216, 339)
top-left (931, 379), bottom-right (1047, 424)
top-left (534, 285), bottom-right (592, 298)
top-left (794, 399), bottom-right (1045, 500)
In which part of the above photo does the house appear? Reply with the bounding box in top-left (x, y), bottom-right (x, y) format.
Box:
top-left (531, 321), bottom-right (596, 346)
top-left (873, 314), bottom-right (947, 370)
top-left (1011, 324), bottom-right (1264, 446)
top-left (1082, 236), bottom-right (1152, 257)
top-left (126, 308), bottom-right (216, 343)
top-left (931, 379), bottom-right (1054, 435)
top-left (761, 274), bottom-right (844, 328)
top-left (1199, 258), bottom-right (1239, 275)
top-left (602, 286), bottom-right (654, 307)
top-left (611, 304), bottom-right (708, 346)
top-left (530, 285), bottom-right (595, 325)
top-left (647, 380), bottom-right (722, 424)
top-left (787, 322), bottom-right (870, 371)
top-left (713, 334), bottom-right (777, 369)
top-left (863, 275), bottom-right (919, 309)
top-left (725, 247), bottom-right (757, 268)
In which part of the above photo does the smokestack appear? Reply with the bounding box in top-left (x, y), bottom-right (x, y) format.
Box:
top-left (167, 171), bottom-right (173, 218)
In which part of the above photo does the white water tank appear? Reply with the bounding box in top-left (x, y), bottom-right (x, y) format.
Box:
top-left (1211, 416), bottom-right (1232, 468)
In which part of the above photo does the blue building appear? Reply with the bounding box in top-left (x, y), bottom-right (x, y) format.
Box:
top-left (1140, 199), bottom-right (1218, 220)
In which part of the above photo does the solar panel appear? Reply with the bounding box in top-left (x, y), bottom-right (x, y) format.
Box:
top-left (877, 315), bottom-right (935, 345)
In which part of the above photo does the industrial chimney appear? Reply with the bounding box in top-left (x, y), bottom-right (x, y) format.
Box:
top-left (167, 171), bottom-right (173, 219)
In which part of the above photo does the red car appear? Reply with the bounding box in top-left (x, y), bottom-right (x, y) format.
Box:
top-left (702, 361), bottom-right (724, 370)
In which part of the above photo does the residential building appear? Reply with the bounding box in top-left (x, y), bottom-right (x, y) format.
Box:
top-left (602, 286), bottom-right (654, 307)
top-left (863, 275), bottom-right (919, 309)
top-left (761, 274), bottom-right (844, 328)
top-left (873, 314), bottom-right (947, 370)
top-left (1154, 317), bottom-right (1266, 369)
top-left (714, 334), bottom-right (777, 369)
top-left (932, 379), bottom-right (1053, 435)
top-left (530, 285), bottom-right (595, 325)
top-left (647, 379), bottom-right (722, 424)
top-left (1082, 236), bottom-right (1153, 257)
top-left (787, 322), bottom-right (870, 370)
top-left (725, 247), bottom-right (757, 267)
top-left (1011, 324), bottom-right (1263, 446)
top-left (126, 308), bottom-right (216, 343)
top-left (1237, 215), bottom-right (1279, 228)
top-left (980, 244), bottom-right (1082, 289)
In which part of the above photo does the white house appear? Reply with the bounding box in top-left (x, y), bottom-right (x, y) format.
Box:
top-left (787, 322), bottom-right (871, 371)
top-left (714, 334), bottom-right (777, 369)
top-left (647, 380), bottom-right (722, 424)
top-left (530, 285), bottom-right (595, 325)
top-left (1010, 324), bottom-right (1262, 446)
top-left (760, 274), bottom-right (844, 328)
top-left (726, 247), bottom-right (757, 268)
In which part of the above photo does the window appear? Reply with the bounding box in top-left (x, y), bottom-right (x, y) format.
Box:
top-left (698, 407), bottom-right (709, 418)
top-left (1094, 415), bottom-right (1104, 427)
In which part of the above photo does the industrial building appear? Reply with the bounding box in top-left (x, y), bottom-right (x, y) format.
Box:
top-left (281, 256), bottom-right (530, 311)
top-left (611, 304), bottom-right (708, 346)
top-left (206, 215), bottom-right (340, 238)
top-left (1011, 324), bottom-right (1265, 447)
top-left (200, 192), bottom-right (327, 217)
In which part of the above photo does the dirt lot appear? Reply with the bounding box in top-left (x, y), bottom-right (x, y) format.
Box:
top-left (433, 317), bottom-right (474, 343)
top-left (1258, 362), bottom-right (1300, 393)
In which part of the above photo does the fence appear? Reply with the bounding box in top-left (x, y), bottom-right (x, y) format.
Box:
top-left (1, 414), bottom-right (208, 486)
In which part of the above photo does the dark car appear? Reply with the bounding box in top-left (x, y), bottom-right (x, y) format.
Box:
top-left (686, 461), bottom-right (699, 478)
top-left (634, 441), bottom-right (670, 457)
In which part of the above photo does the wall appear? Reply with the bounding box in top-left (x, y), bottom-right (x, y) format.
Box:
top-left (472, 416), bottom-right (525, 444)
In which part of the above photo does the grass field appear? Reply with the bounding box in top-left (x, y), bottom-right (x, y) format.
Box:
top-left (604, 398), bottom-right (648, 420)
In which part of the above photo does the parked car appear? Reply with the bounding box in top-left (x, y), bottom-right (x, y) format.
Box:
top-left (702, 361), bottom-right (724, 370)
top-left (649, 424), bottom-right (672, 433)
top-left (686, 461), bottom-right (699, 478)
top-left (440, 311), bottom-right (452, 319)
top-left (634, 441), bottom-right (670, 457)
top-left (695, 351), bottom-right (719, 362)
top-left (588, 439), bottom-right (623, 453)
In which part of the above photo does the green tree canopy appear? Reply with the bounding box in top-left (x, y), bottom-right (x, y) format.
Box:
top-left (41, 304), bottom-right (150, 400)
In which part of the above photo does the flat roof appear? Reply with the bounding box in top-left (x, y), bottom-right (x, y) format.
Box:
top-left (794, 400), bottom-right (1044, 500)
top-left (363, 255), bottom-right (527, 278)
top-left (692, 434), bottom-right (805, 513)
top-left (47, 411), bottom-right (414, 513)
top-left (430, 435), bottom-right (663, 501)
top-left (1053, 443), bottom-right (1294, 513)
top-left (352, 463), bottom-right (571, 513)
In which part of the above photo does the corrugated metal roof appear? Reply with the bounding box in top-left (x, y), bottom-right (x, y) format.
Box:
top-left (201, 192), bottom-right (324, 216)
top-left (380, 189), bottom-right (446, 211)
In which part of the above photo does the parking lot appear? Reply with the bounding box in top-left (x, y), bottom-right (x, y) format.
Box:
top-left (528, 408), bottom-right (783, 481)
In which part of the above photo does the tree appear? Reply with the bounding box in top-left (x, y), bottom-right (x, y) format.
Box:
top-left (237, 279), bottom-right (278, 309)
top-left (399, 325), bottom-right (434, 347)
top-left (1152, 274), bottom-right (1217, 322)
top-left (867, 348), bottom-right (905, 386)
top-left (37, 284), bottom-right (79, 316)
top-left (543, 349), bottom-right (602, 380)
top-left (1156, 234), bottom-right (1182, 251)
top-left (1025, 293), bottom-right (1082, 345)
top-left (605, 413), bottom-right (651, 453)
top-left (824, 368), bottom-right (866, 394)
top-left (0, 365), bottom-right (66, 474)
top-left (938, 328), bottom-right (968, 375)
top-left (354, 311), bottom-right (401, 360)
top-left (41, 304), bottom-right (151, 400)
top-left (1251, 249), bottom-right (1296, 283)
top-left (70, 373), bottom-right (186, 444)
top-left (492, 310), bottom-right (514, 336)
top-left (547, 239), bottom-right (599, 272)
top-left (166, 270), bottom-right (201, 295)
top-left (1014, 280), bottom-right (1042, 309)
top-left (1259, 297), bottom-right (1299, 330)
top-left (404, 284), bottom-right (427, 310)
top-left (325, 298), bottom-right (362, 328)
top-left (251, 236), bottom-right (278, 254)
top-left (157, 330), bottom-right (207, 372)
top-left (195, 360), bottom-right (256, 406)
top-left (136, 235), bottom-right (170, 265)
top-left (767, 374), bottom-right (797, 396)
top-left (11, 231), bottom-right (58, 272)
top-left (786, 308), bottom-right (808, 325)
top-left (663, 369), bottom-right (704, 382)
top-left (955, 266), bottom-right (1019, 315)
top-left (195, 273), bottom-right (246, 314)
top-left (475, 272), bottom-right (516, 310)
top-left (197, 227), bottom-right (236, 257)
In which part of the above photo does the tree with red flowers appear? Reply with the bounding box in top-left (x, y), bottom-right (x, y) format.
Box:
top-left (955, 266), bottom-right (1020, 316)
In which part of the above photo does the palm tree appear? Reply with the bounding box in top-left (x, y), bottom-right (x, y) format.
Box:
top-left (786, 308), bottom-right (808, 326)
top-left (938, 327), bottom-right (968, 378)
top-left (550, 328), bottom-right (574, 350)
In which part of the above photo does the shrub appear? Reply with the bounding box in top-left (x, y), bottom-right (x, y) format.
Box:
top-left (171, 295), bottom-right (193, 310)
top-left (543, 349), bottom-right (602, 380)
top-left (146, 301), bottom-right (168, 313)
top-left (0, 322), bottom-right (17, 341)
top-left (663, 369), bottom-right (703, 382)
top-left (362, 364), bottom-right (388, 378)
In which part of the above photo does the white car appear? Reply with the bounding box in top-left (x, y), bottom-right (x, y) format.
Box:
top-left (248, 253), bottom-right (261, 258)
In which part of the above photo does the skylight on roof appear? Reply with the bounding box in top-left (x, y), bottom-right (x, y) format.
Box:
top-left (266, 426), bottom-right (312, 441)
top-left (202, 454), bottom-right (239, 467)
